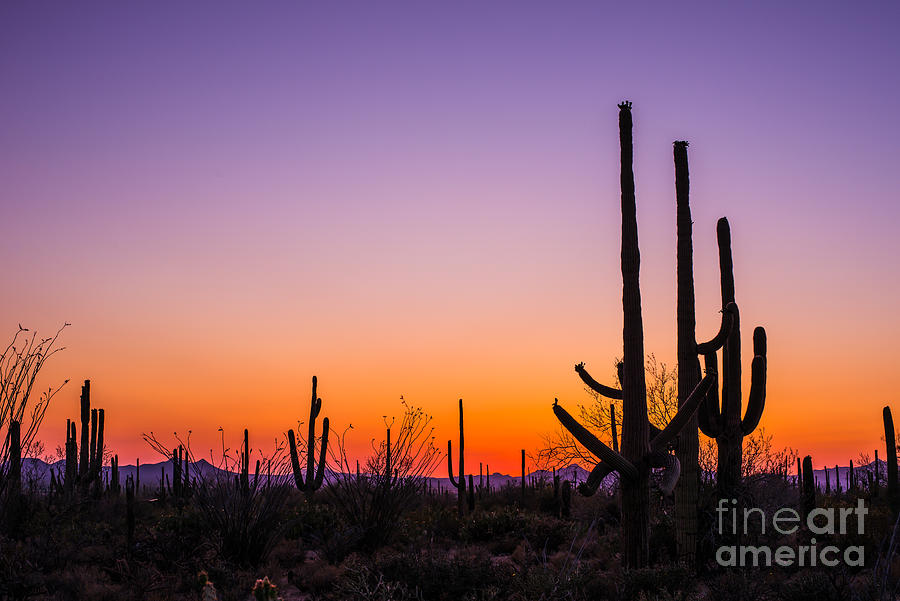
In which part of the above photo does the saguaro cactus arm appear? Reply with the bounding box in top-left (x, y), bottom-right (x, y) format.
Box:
top-left (574, 362), bottom-right (623, 399)
top-left (645, 450), bottom-right (680, 495)
top-left (578, 461), bottom-right (615, 496)
top-left (740, 327), bottom-right (768, 434)
top-left (553, 399), bottom-right (638, 480)
top-left (696, 303), bottom-right (737, 354)
top-left (447, 440), bottom-right (459, 488)
top-left (649, 372), bottom-right (716, 452)
top-left (698, 353), bottom-right (722, 438)
top-left (287, 429), bottom-right (306, 489)
top-left (313, 417), bottom-right (329, 489)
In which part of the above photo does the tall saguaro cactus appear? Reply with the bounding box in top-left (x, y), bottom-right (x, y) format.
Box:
top-left (672, 140), bottom-right (735, 568)
top-left (448, 398), bottom-right (467, 516)
top-left (554, 102), bottom-right (717, 568)
top-left (698, 218), bottom-right (768, 498)
top-left (288, 376), bottom-right (330, 501)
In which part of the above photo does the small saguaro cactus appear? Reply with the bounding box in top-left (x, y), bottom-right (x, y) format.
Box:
top-left (698, 219), bottom-right (768, 499)
top-left (125, 474), bottom-right (135, 552)
top-left (521, 449), bottom-right (526, 497)
top-left (561, 480), bottom-right (572, 518)
top-left (884, 406), bottom-right (898, 511)
top-left (849, 459), bottom-right (855, 492)
top-left (824, 466), bottom-right (830, 494)
top-left (240, 430), bottom-right (250, 496)
top-left (801, 456), bottom-right (816, 520)
top-left (288, 376), bottom-right (330, 501)
top-left (448, 398), bottom-right (467, 516)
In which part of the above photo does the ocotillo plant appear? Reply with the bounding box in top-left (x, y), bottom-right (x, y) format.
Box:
top-left (884, 406), bottom-right (898, 511)
top-left (554, 102), bottom-right (717, 568)
top-left (447, 398), bottom-right (467, 516)
top-left (288, 376), bottom-right (330, 501)
top-left (698, 218), bottom-right (768, 499)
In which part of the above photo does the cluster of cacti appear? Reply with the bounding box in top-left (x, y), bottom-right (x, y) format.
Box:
top-left (170, 445), bottom-right (191, 501)
top-left (447, 398), bottom-right (467, 516)
top-left (554, 102), bottom-right (721, 568)
top-left (54, 380), bottom-right (108, 497)
top-left (288, 376), bottom-right (329, 501)
top-left (697, 219), bottom-right (768, 502)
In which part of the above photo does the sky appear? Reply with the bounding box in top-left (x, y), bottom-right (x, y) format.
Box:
top-left (1, 1), bottom-right (899, 474)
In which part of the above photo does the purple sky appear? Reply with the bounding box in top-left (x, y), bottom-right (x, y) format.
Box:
top-left (1, 1), bottom-right (899, 466)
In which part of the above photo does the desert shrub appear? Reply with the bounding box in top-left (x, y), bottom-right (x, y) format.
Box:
top-left (327, 401), bottom-right (442, 550)
top-left (371, 547), bottom-right (498, 601)
top-left (705, 569), bottom-right (774, 601)
top-left (776, 569), bottom-right (852, 601)
top-left (619, 565), bottom-right (693, 601)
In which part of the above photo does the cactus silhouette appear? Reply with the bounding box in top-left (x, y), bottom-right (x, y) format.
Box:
top-left (63, 380), bottom-right (108, 495)
top-left (553, 102), bottom-right (717, 568)
top-left (447, 398), bottom-right (467, 516)
top-left (884, 406), bottom-right (898, 511)
top-left (672, 140), bottom-right (736, 567)
top-left (697, 218), bottom-right (768, 499)
top-left (288, 376), bottom-right (330, 501)
top-left (801, 455), bottom-right (816, 519)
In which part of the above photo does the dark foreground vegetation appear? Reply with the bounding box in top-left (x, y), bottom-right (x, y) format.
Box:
top-left (2, 462), bottom-right (900, 601)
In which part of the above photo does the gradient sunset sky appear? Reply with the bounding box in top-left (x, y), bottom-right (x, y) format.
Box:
top-left (2, 1), bottom-right (899, 473)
